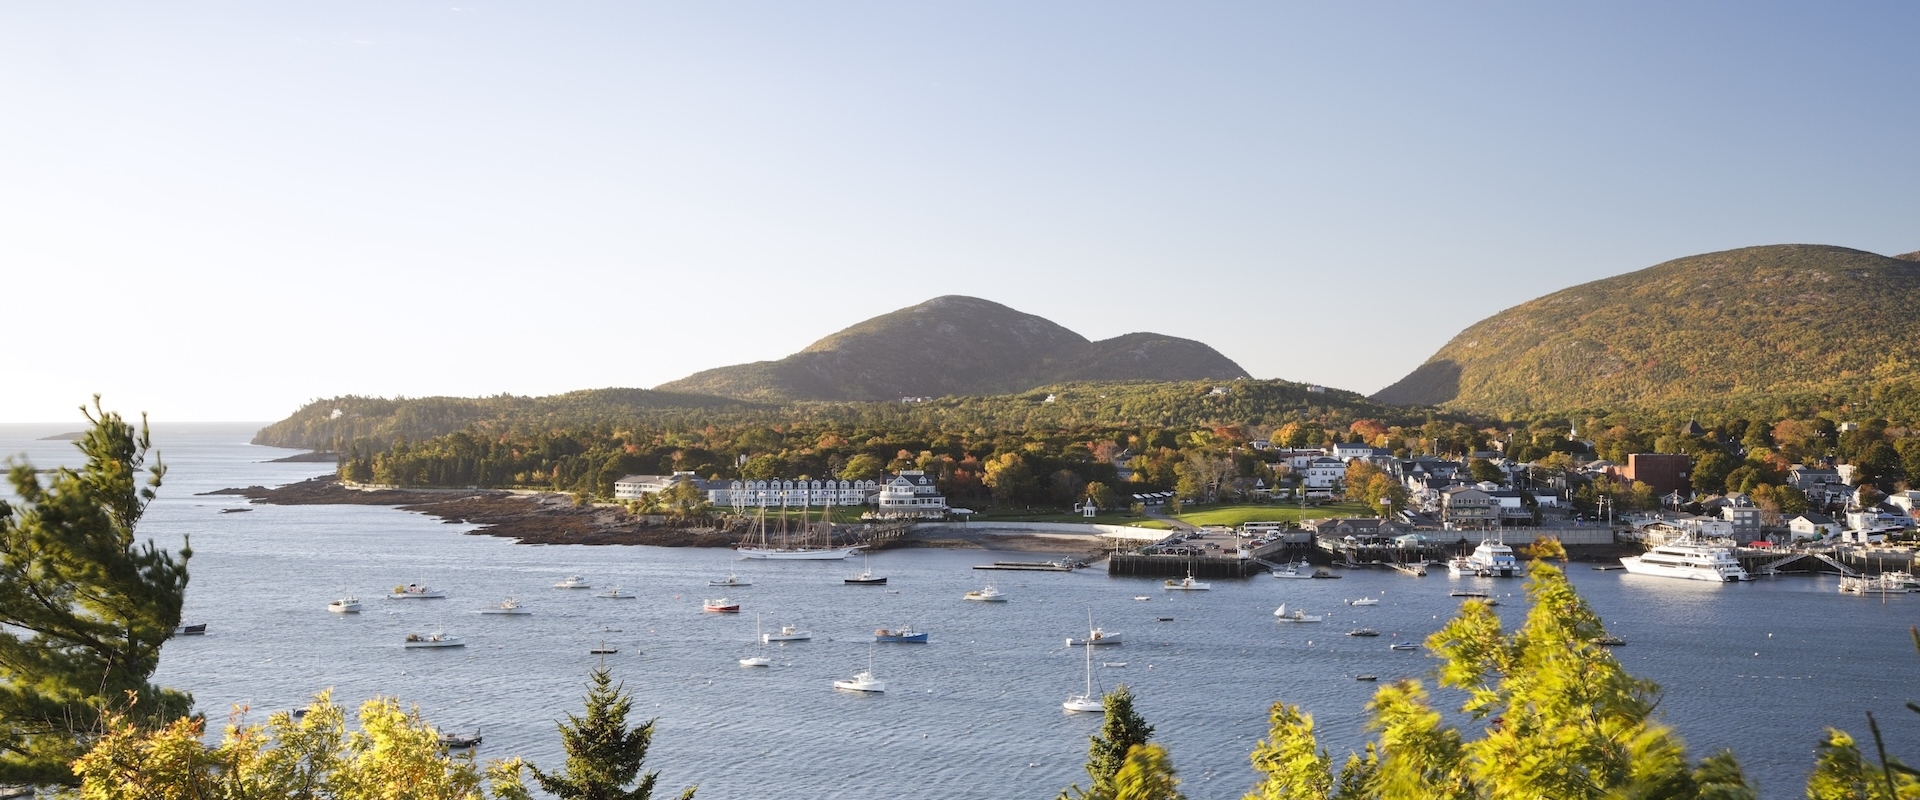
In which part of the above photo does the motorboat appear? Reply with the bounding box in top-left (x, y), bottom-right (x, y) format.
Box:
top-left (1270, 560), bottom-right (1313, 579)
top-left (1273, 604), bottom-right (1323, 623)
top-left (1063, 638), bottom-right (1104, 713)
top-left (763, 624), bottom-right (812, 642)
top-left (1132, 595), bottom-right (1150, 601)
top-left (1839, 574), bottom-right (1915, 594)
top-left (597, 587), bottom-right (637, 599)
top-left (553, 575), bottom-right (591, 589)
top-left (873, 626), bottom-right (929, 643)
top-left (1164, 573), bottom-right (1210, 591)
top-left (1466, 540), bottom-right (1519, 578)
top-left (1345, 597), bottom-right (1380, 606)
top-left (438, 730), bottom-right (482, 749)
top-left (834, 655), bottom-right (886, 693)
top-left (1590, 636), bottom-right (1627, 646)
top-left (1446, 556), bottom-right (1485, 577)
top-left (1066, 624), bottom-right (1122, 646)
top-left (1449, 591), bottom-right (1489, 598)
top-left (327, 597), bottom-right (361, 614)
top-left (844, 553), bottom-right (887, 585)
top-left (1389, 642), bottom-right (1419, 651)
top-left (1618, 536), bottom-right (1749, 582)
top-left (589, 643), bottom-right (618, 654)
top-left (388, 584), bottom-right (446, 599)
top-left (1355, 674), bottom-right (1378, 682)
top-left (1102, 662), bottom-right (1128, 668)
top-left (739, 654), bottom-right (773, 667)
top-left (708, 573), bottom-right (752, 588)
top-left (704, 598), bottom-right (741, 613)
top-left (1346, 628), bottom-right (1380, 637)
top-left (478, 597), bottom-right (531, 615)
top-left (964, 585), bottom-right (1008, 602)
top-left (174, 623), bottom-right (207, 636)
top-left (403, 632), bottom-right (464, 648)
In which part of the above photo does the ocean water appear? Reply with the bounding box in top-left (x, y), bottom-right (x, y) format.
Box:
top-left (3, 423), bottom-right (1917, 799)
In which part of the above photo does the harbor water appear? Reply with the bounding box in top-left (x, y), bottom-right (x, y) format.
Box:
top-left (4, 423), bottom-right (1918, 799)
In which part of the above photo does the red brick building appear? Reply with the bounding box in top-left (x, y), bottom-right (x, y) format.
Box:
top-left (1619, 453), bottom-right (1691, 496)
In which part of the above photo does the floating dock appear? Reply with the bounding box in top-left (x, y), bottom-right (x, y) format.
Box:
top-left (974, 561), bottom-right (1077, 571)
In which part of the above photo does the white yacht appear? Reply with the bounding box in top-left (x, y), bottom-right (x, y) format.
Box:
top-left (963, 585), bottom-right (1008, 602)
top-left (1063, 639), bottom-right (1104, 713)
top-left (327, 597), bottom-right (361, 614)
top-left (478, 596), bottom-right (531, 615)
top-left (1465, 540), bottom-right (1519, 577)
top-left (1619, 537), bottom-right (1749, 582)
top-left (1445, 556), bottom-right (1482, 577)
top-left (833, 654), bottom-right (886, 693)
top-left (553, 575), bottom-right (591, 589)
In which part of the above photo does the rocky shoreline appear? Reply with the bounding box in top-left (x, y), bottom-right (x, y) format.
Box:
top-left (201, 477), bottom-right (1106, 557)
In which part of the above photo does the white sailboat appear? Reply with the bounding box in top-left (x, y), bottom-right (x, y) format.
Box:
top-left (1063, 638), bottom-right (1104, 713)
top-left (737, 498), bottom-right (864, 560)
top-left (740, 614), bottom-right (773, 667)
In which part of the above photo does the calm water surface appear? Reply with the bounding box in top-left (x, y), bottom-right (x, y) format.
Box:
top-left (3, 423), bottom-right (1917, 799)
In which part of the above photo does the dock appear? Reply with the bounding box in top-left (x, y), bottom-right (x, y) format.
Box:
top-left (974, 560), bottom-right (1078, 572)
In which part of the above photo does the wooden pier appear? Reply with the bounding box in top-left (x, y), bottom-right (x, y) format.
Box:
top-left (1107, 554), bottom-right (1267, 579)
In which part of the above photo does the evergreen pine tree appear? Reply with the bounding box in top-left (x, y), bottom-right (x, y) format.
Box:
top-left (0, 400), bottom-right (193, 786)
top-left (531, 667), bottom-right (696, 800)
top-left (1061, 684), bottom-right (1157, 799)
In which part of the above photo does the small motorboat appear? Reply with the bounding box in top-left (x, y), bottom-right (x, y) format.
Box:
top-left (1132, 595), bottom-right (1150, 601)
top-left (1164, 574), bottom-right (1210, 591)
top-left (327, 597), bottom-right (361, 614)
top-left (1450, 591), bottom-right (1489, 598)
top-left (1066, 628), bottom-right (1122, 646)
top-left (1591, 635), bottom-right (1627, 647)
top-left (844, 572), bottom-right (888, 586)
top-left (703, 598), bottom-right (741, 613)
top-left (763, 624), bottom-right (812, 642)
top-left (388, 584), bottom-right (446, 599)
top-left (403, 632), bottom-right (464, 649)
top-left (708, 573), bottom-right (752, 587)
top-left (1271, 560), bottom-right (1314, 579)
top-left (1389, 642), bottom-right (1419, 651)
top-left (1346, 597), bottom-right (1380, 606)
top-left (874, 626), bottom-right (929, 643)
top-left (1102, 661), bottom-right (1128, 668)
top-left (589, 644), bottom-right (618, 655)
top-left (739, 654), bottom-right (772, 667)
top-left (597, 587), bottom-right (637, 599)
top-left (1355, 674), bottom-right (1378, 682)
top-left (553, 575), bottom-right (591, 589)
top-left (174, 623), bottom-right (207, 636)
top-left (438, 730), bottom-right (482, 749)
top-left (1347, 628), bottom-right (1381, 637)
top-left (834, 667), bottom-right (886, 693)
top-left (963, 585), bottom-right (1008, 602)
top-left (1273, 604), bottom-right (1323, 623)
top-left (478, 597), bottom-right (531, 615)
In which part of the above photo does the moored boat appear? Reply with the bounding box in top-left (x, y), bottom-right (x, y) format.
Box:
top-left (873, 626), bottom-right (929, 643)
top-left (708, 573), bottom-right (752, 587)
top-left (1273, 603), bottom-right (1323, 623)
top-left (1389, 642), bottom-right (1419, 651)
top-left (1619, 536), bottom-right (1748, 582)
top-left (1164, 573), bottom-right (1210, 591)
top-left (1347, 628), bottom-right (1380, 637)
top-left (1271, 560), bottom-right (1313, 579)
top-left (327, 597), bottom-right (361, 614)
top-left (1466, 539), bottom-right (1519, 577)
top-left (1063, 638), bottom-right (1104, 713)
top-left (1839, 574), bottom-right (1915, 594)
top-left (388, 583), bottom-right (446, 599)
top-left (704, 598), bottom-right (741, 613)
top-left (1346, 597), bottom-right (1380, 606)
top-left (763, 624), bottom-right (812, 642)
top-left (403, 632), bottom-right (464, 648)
top-left (553, 575), bottom-right (591, 589)
top-left (478, 597), bottom-right (531, 615)
top-left (1066, 627), bottom-right (1122, 646)
top-left (963, 585), bottom-right (1008, 602)
top-left (597, 587), bottom-right (636, 599)
top-left (834, 656), bottom-right (886, 693)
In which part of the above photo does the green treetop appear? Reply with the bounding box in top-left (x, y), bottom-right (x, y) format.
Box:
top-left (0, 400), bottom-right (193, 786)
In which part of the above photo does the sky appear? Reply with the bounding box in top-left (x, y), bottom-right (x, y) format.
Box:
top-left (3, 3), bottom-right (1917, 423)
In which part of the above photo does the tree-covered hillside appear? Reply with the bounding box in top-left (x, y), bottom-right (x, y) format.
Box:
top-left (1373, 244), bottom-right (1920, 415)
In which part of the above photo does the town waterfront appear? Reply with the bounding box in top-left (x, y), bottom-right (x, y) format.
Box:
top-left (4, 423), bottom-right (1918, 798)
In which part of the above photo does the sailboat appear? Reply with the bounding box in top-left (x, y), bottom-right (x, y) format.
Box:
top-left (1063, 638), bottom-right (1104, 713)
top-left (844, 552), bottom-right (887, 585)
top-left (737, 496), bottom-right (864, 560)
top-left (740, 614), bottom-right (772, 667)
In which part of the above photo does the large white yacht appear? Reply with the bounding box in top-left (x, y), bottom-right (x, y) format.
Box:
top-left (1465, 539), bottom-right (1519, 577)
top-left (1619, 537), bottom-right (1749, 582)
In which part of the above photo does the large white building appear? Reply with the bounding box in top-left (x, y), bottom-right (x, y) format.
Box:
top-left (875, 470), bottom-right (947, 517)
top-left (613, 471), bottom-right (711, 500)
top-left (714, 478), bottom-right (878, 509)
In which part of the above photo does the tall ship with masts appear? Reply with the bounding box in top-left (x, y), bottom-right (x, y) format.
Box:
top-left (736, 495), bottom-right (864, 560)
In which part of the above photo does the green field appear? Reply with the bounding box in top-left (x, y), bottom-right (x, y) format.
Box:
top-left (1172, 502), bottom-right (1372, 528)
top-left (964, 509), bottom-right (1174, 529)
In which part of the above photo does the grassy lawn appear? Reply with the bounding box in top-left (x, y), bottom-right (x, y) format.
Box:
top-left (1173, 502), bottom-right (1372, 528)
top-left (965, 508), bottom-right (1174, 529)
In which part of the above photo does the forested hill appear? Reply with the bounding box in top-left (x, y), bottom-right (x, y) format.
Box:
top-left (252, 379), bottom-right (1430, 453)
top-left (250, 389), bottom-right (771, 450)
top-left (653, 295), bottom-right (1250, 402)
top-left (1371, 244), bottom-right (1920, 415)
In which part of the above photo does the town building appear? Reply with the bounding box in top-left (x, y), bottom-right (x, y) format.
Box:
top-left (1619, 453), bottom-right (1691, 496)
top-left (875, 470), bottom-right (948, 517)
top-left (1441, 487), bottom-right (1496, 530)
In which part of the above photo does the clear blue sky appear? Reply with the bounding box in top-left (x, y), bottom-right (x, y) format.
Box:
top-left (3, 2), bottom-right (1915, 422)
